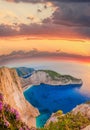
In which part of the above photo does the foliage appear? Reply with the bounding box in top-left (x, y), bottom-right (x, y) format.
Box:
top-left (39, 70), bottom-right (80, 81)
top-left (39, 70), bottom-right (61, 80)
top-left (0, 93), bottom-right (35, 130)
top-left (38, 112), bottom-right (90, 130)
top-left (54, 110), bottom-right (63, 116)
top-left (1, 92), bottom-right (90, 130)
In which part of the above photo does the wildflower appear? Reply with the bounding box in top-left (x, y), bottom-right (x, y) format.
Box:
top-left (4, 120), bottom-right (10, 128)
top-left (0, 101), bottom-right (3, 112)
top-left (15, 110), bottom-right (20, 120)
top-left (19, 127), bottom-right (24, 130)
top-left (12, 108), bottom-right (20, 120)
top-left (4, 104), bottom-right (11, 112)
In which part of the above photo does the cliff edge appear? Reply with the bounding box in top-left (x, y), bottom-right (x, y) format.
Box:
top-left (0, 67), bottom-right (39, 127)
top-left (21, 70), bottom-right (82, 88)
top-left (45, 103), bottom-right (90, 130)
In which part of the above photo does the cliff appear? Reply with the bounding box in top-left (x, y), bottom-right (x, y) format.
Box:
top-left (72, 103), bottom-right (90, 118)
top-left (21, 70), bottom-right (82, 88)
top-left (72, 103), bottom-right (90, 130)
top-left (0, 93), bottom-right (37, 130)
top-left (0, 67), bottom-right (39, 127)
top-left (15, 67), bottom-right (35, 78)
top-left (44, 103), bottom-right (90, 130)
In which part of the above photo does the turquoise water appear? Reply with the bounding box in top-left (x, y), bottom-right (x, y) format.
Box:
top-left (24, 83), bottom-right (90, 128)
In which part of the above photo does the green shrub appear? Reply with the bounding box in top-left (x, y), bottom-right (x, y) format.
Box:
top-left (38, 112), bottom-right (90, 130)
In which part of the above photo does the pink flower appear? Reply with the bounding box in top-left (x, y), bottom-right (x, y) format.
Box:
top-left (4, 120), bottom-right (10, 128)
top-left (10, 108), bottom-right (20, 120)
top-left (19, 128), bottom-right (24, 130)
top-left (0, 101), bottom-right (3, 111)
top-left (4, 104), bottom-right (11, 112)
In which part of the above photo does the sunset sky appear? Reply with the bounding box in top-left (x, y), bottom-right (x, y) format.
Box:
top-left (0, 0), bottom-right (90, 65)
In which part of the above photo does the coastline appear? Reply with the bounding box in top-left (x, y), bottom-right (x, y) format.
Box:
top-left (23, 84), bottom-right (33, 91)
top-left (22, 82), bottom-right (82, 92)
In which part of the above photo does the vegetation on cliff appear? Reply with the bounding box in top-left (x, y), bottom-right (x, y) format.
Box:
top-left (0, 67), bottom-right (39, 127)
top-left (39, 70), bottom-right (81, 81)
top-left (16, 67), bottom-right (81, 83)
top-left (39, 70), bottom-right (61, 80)
top-left (0, 93), bottom-right (36, 130)
top-left (1, 91), bottom-right (90, 130)
top-left (38, 111), bottom-right (90, 130)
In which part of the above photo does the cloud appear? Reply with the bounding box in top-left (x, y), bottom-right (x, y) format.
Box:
top-left (4, 0), bottom-right (44, 3)
top-left (0, 22), bottom-right (90, 40)
top-left (0, 24), bottom-right (18, 36)
top-left (42, 2), bottom-right (90, 39)
top-left (48, 0), bottom-right (90, 2)
top-left (27, 16), bottom-right (34, 21)
top-left (76, 27), bottom-right (90, 38)
top-left (0, 23), bottom-right (65, 37)
top-left (1, 1), bottom-right (90, 40)
top-left (37, 9), bottom-right (42, 12)
top-left (43, 3), bottom-right (90, 27)
top-left (0, 50), bottom-right (90, 66)
top-left (4, 0), bottom-right (90, 3)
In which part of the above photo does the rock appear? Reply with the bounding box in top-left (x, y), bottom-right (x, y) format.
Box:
top-left (0, 67), bottom-right (39, 127)
top-left (45, 104), bottom-right (90, 129)
top-left (21, 70), bottom-right (83, 88)
top-left (72, 104), bottom-right (90, 118)
top-left (81, 125), bottom-right (90, 130)
top-left (45, 110), bottom-right (64, 126)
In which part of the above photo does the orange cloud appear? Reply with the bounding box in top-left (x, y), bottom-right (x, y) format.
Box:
top-left (0, 50), bottom-right (90, 66)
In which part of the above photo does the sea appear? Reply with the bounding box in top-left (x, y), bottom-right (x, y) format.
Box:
top-left (24, 83), bottom-right (90, 128)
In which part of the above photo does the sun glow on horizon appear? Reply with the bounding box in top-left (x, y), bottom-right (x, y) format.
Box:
top-left (0, 37), bottom-right (90, 56)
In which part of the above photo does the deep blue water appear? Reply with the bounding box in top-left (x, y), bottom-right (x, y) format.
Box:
top-left (24, 83), bottom-right (90, 128)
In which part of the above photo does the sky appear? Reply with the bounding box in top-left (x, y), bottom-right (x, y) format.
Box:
top-left (0, 0), bottom-right (90, 65)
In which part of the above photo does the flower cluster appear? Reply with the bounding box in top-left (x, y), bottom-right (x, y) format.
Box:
top-left (0, 93), bottom-right (34, 130)
top-left (0, 101), bottom-right (3, 112)
top-left (4, 103), bottom-right (20, 120)
top-left (10, 107), bottom-right (20, 120)
top-left (4, 119), bottom-right (10, 128)
top-left (19, 126), bottom-right (30, 130)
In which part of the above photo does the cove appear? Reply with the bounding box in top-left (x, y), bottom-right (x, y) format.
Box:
top-left (24, 83), bottom-right (90, 128)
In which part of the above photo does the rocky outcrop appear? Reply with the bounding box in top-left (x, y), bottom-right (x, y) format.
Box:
top-left (0, 67), bottom-right (39, 127)
top-left (45, 103), bottom-right (90, 129)
top-left (72, 103), bottom-right (90, 130)
top-left (72, 103), bottom-right (90, 118)
top-left (81, 125), bottom-right (90, 130)
top-left (48, 103), bottom-right (90, 121)
top-left (21, 70), bottom-right (82, 88)
top-left (45, 110), bottom-right (64, 126)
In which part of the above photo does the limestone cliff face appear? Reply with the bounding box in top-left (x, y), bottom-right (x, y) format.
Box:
top-left (81, 125), bottom-right (90, 130)
top-left (72, 104), bottom-right (90, 130)
top-left (72, 103), bottom-right (90, 119)
top-left (0, 67), bottom-right (39, 127)
top-left (21, 70), bottom-right (82, 88)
